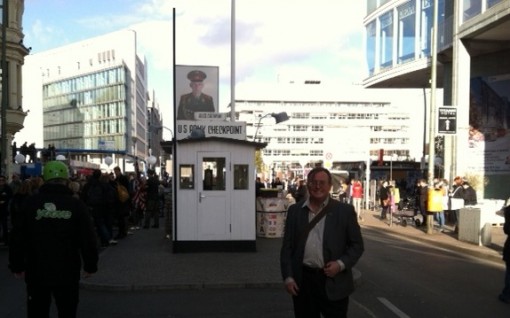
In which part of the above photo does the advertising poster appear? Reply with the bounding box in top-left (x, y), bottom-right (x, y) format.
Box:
top-left (175, 65), bottom-right (219, 122)
top-left (466, 75), bottom-right (510, 175)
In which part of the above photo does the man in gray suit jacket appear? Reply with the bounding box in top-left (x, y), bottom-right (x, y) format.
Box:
top-left (280, 166), bottom-right (364, 317)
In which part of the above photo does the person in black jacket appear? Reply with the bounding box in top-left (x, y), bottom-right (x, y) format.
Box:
top-left (280, 167), bottom-right (364, 317)
top-left (499, 203), bottom-right (510, 304)
top-left (462, 181), bottom-right (477, 206)
top-left (0, 175), bottom-right (13, 245)
top-left (143, 169), bottom-right (160, 229)
top-left (82, 169), bottom-right (116, 247)
top-left (113, 166), bottom-right (131, 239)
top-left (9, 161), bottom-right (98, 318)
top-left (379, 180), bottom-right (390, 220)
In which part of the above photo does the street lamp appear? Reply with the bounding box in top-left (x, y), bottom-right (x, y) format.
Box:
top-left (14, 153), bottom-right (25, 164)
top-left (253, 112), bottom-right (289, 142)
top-left (105, 156), bottom-right (113, 166)
top-left (147, 148), bottom-right (157, 169)
top-left (147, 155), bottom-right (157, 168)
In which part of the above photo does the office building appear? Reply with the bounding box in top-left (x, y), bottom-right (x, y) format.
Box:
top-left (16, 29), bottom-right (155, 173)
top-left (235, 83), bottom-right (425, 180)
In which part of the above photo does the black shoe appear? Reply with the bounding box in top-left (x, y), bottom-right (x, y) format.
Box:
top-left (152, 225), bottom-right (159, 228)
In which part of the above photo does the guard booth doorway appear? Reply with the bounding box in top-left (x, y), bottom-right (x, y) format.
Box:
top-left (197, 152), bottom-right (230, 241)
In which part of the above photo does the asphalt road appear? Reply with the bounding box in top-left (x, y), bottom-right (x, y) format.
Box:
top-left (1, 224), bottom-right (509, 317)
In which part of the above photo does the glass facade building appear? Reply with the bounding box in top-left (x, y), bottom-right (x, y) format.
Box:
top-left (19, 29), bottom-right (151, 171)
top-left (365, 0), bottom-right (446, 78)
top-left (43, 66), bottom-right (129, 152)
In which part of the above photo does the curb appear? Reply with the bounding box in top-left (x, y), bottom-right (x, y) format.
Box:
top-left (80, 269), bottom-right (363, 292)
top-left (363, 222), bottom-right (503, 263)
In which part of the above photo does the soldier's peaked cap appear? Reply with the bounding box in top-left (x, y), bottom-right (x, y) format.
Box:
top-left (187, 70), bottom-right (206, 82)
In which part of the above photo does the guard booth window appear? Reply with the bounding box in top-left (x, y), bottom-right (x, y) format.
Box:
top-left (179, 164), bottom-right (194, 189)
top-left (233, 164), bottom-right (249, 190)
top-left (202, 157), bottom-right (226, 191)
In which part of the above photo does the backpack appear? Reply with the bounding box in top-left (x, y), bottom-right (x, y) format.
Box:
top-left (117, 183), bottom-right (130, 203)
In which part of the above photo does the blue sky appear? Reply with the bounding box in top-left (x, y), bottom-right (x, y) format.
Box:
top-left (22, 0), bottom-right (367, 132)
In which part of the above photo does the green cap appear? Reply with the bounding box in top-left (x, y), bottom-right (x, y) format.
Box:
top-left (43, 161), bottom-right (69, 181)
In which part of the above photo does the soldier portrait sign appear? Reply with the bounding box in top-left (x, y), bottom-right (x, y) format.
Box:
top-left (175, 65), bottom-right (219, 121)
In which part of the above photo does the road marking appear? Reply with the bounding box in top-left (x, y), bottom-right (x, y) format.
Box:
top-left (377, 297), bottom-right (410, 318)
top-left (350, 298), bottom-right (377, 318)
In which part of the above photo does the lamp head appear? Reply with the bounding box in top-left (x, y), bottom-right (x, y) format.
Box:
top-left (272, 112), bottom-right (289, 124)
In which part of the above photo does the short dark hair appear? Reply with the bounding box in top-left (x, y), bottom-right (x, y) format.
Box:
top-left (307, 167), bottom-right (332, 184)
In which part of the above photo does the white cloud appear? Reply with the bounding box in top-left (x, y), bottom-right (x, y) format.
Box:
top-left (20, 0), bottom-right (369, 132)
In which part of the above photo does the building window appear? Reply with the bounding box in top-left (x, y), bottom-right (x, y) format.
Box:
top-left (291, 125), bottom-right (307, 132)
top-left (366, 20), bottom-right (377, 75)
top-left (310, 150), bottom-right (323, 156)
top-left (233, 165), bottom-right (249, 190)
top-left (367, 0), bottom-right (378, 15)
top-left (488, 0), bottom-right (502, 8)
top-left (311, 114), bottom-right (327, 119)
top-left (463, 0), bottom-right (482, 22)
top-left (179, 165), bottom-right (194, 189)
top-left (421, 0), bottom-right (432, 57)
top-left (379, 10), bottom-right (394, 68)
top-left (292, 112), bottom-right (310, 119)
top-left (397, 1), bottom-right (416, 63)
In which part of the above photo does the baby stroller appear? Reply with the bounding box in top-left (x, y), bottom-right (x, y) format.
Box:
top-left (392, 195), bottom-right (421, 227)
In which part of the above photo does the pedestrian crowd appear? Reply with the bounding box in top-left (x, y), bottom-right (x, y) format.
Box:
top-left (376, 176), bottom-right (478, 233)
top-left (0, 165), bottom-right (172, 249)
top-left (3, 161), bottom-right (173, 317)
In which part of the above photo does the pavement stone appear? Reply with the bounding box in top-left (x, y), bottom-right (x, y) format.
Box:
top-left (80, 208), bottom-right (506, 291)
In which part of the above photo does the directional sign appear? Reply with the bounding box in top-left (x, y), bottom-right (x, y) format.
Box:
top-left (437, 107), bottom-right (457, 135)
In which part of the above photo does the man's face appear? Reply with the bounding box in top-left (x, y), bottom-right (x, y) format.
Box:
top-left (307, 171), bottom-right (332, 202)
top-left (190, 81), bottom-right (204, 94)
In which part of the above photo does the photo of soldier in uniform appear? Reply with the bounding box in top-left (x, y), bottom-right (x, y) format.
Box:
top-left (176, 68), bottom-right (217, 120)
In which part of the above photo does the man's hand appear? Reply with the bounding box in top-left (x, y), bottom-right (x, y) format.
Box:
top-left (284, 280), bottom-right (299, 296)
top-left (324, 261), bottom-right (341, 277)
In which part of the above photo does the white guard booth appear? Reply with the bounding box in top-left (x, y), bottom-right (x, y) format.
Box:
top-left (173, 134), bottom-right (266, 253)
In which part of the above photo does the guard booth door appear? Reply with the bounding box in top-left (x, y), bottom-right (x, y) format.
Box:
top-left (197, 152), bottom-right (231, 240)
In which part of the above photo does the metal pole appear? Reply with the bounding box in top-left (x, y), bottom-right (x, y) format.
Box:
top-left (427, 0), bottom-right (439, 185)
top-left (426, 0), bottom-right (439, 234)
top-left (390, 155), bottom-right (393, 181)
top-left (1, 0), bottom-right (8, 176)
top-left (172, 7), bottom-right (178, 243)
top-left (230, 0), bottom-right (236, 122)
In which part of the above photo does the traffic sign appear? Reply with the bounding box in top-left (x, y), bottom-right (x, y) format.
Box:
top-left (437, 106), bottom-right (457, 135)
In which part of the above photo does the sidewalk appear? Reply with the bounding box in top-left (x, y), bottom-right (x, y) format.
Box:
top-left (359, 208), bottom-right (505, 262)
top-left (80, 209), bottom-right (506, 291)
